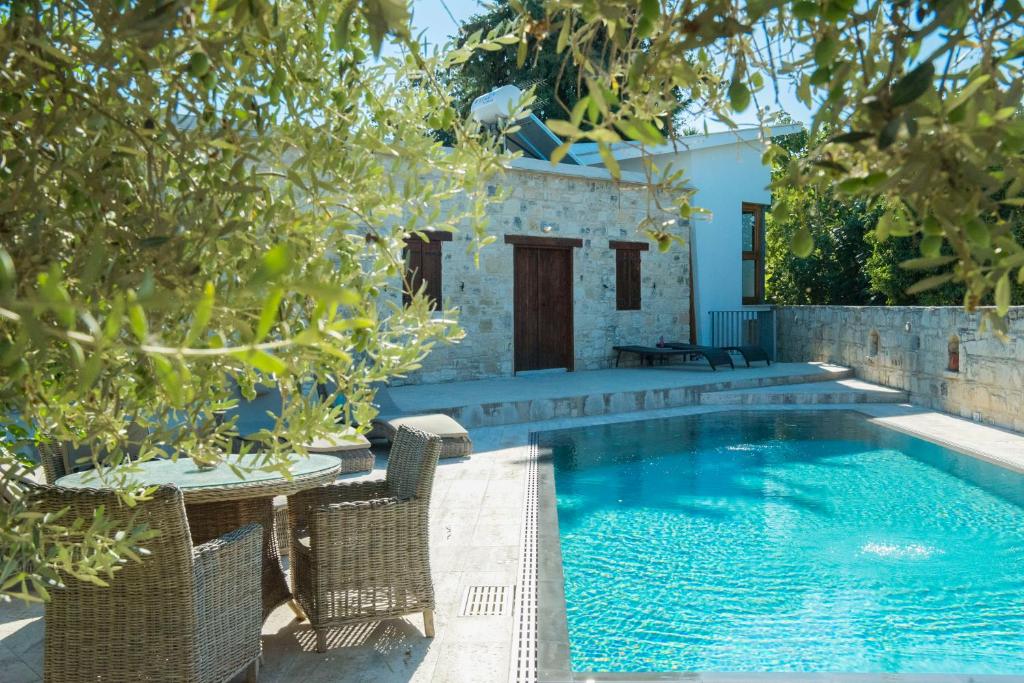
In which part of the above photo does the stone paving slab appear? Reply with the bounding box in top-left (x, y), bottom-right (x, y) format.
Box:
top-left (700, 379), bottom-right (909, 405)
top-left (387, 364), bottom-right (853, 428)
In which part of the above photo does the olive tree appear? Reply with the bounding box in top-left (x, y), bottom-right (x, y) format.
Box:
top-left (507, 0), bottom-right (1024, 331)
top-left (0, 0), bottom-right (524, 600)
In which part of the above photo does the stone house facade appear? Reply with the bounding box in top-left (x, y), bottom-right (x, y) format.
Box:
top-left (395, 158), bottom-right (692, 384)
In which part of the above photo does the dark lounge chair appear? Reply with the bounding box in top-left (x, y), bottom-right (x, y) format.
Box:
top-left (724, 345), bottom-right (772, 367)
top-left (613, 345), bottom-right (734, 371)
top-left (666, 342), bottom-right (771, 367)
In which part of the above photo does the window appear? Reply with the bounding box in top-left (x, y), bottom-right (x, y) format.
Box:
top-left (402, 231), bottom-right (451, 308)
top-left (610, 240), bottom-right (648, 310)
top-left (741, 203), bottom-right (766, 304)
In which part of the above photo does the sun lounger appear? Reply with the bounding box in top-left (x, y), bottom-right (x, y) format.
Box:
top-left (370, 413), bottom-right (473, 459)
top-left (665, 342), bottom-right (770, 367)
top-left (723, 345), bottom-right (772, 366)
top-left (613, 345), bottom-right (733, 371)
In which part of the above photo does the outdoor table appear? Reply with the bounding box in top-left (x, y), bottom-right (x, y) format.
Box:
top-left (56, 453), bottom-right (341, 619)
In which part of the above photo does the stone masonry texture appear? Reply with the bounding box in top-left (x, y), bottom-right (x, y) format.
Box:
top-left (395, 167), bottom-right (691, 384)
top-left (775, 305), bottom-right (1024, 433)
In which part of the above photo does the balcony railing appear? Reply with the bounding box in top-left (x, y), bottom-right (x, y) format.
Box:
top-left (708, 308), bottom-right (776, 360)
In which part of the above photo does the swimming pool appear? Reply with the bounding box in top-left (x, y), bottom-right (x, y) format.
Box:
top-left (541, 410), bottom-right (1024, 675)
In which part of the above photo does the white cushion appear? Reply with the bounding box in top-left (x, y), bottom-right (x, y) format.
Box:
top-left (303, 433), bottom-right (371, 453)
top-left (387, 414), bottom-right (468, 439)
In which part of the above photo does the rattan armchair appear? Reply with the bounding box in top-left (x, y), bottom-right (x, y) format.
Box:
top-left (37, 438), bottom-right (69, 484)
top-left (287, 425), bottom-right (442, 652)
top-left (27, 483), bottom-right (263, 682)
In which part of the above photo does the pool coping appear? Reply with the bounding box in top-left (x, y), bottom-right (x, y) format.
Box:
top-left (529, 405), bottom-right (1024, 683)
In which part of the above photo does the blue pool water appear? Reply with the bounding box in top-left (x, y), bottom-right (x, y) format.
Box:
top-left (542, 411), bottom-right (1024, 674)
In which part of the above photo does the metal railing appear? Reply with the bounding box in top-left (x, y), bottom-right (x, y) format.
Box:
top-left (708, 308), bottom-right (776, 360)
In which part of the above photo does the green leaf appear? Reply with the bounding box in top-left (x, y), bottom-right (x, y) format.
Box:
top-left (128, 302), bottom-right (148, 342)
top-left (995, 272), bottom-right (1011, 316)
top-left (946, 74), bottom-right (990, 111)
top-left (185, 281), bottom-right (214, 346)
top-left (814, 35), bottom-right (837, 67)
top-left (550, 141), bottom-right (572, 165)
top-left (359, 0), bottom-right (411, 55)
top-left (890, 61), bottom-right (935, 107)
top-left (829, 131), bottom-right (873, 145)
top-left (259, 245), bottom-right (291, 281)
top-left (570, 97), bottom-right (588, 128)
top-left (546, 119), bottom-right (582, 138)
top-left (151, 355), bottom-right (183, 405)
top-left (0, 248), bottom-right (14, 295)
top-left (920, 235), bottom-right (943, 258)
top-left (791, 228), bottom-right (813, 257)
top-left (597, 143), bottom-right (620, 180)
top-left (792, 1), bottom-right (818, 19)
top-left (233, 349), bottom-right (286, 375)
top-left (901, 255), bottom-right (957, 270)
top-left (728, 80), bottom-right (750, 112)
top-left (556, 15), bottom-right (571, 54)
top-left (256, 289), bottom-right (283, 341)
top-left (905, 273), bottom-right (954, 295)
top-left (877, 118), bottom-right (901, 149)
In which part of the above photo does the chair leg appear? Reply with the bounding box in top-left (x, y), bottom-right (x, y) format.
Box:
top-left (244, 658), bottom-right (259, 683)
top-left (315, 628), bottom-right (328, 653)
top-left (422, 609), bottom-right (435, 638)
top-left (287, 598), bottom-right (307, 622)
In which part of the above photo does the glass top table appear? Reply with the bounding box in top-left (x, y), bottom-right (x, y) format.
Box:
top-left (56, 453), bottom-right (342, 503)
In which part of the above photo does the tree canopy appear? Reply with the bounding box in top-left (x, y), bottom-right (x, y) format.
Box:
top-left (3, 0), bottom-right (1024, 604)
top-left (510, 1), bottom-right (1024, 331)
top-left (0, 0), bottom-right (520, 601)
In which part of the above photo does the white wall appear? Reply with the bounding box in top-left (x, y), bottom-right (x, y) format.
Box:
top-left (617, 139), bottom-right (774, 345)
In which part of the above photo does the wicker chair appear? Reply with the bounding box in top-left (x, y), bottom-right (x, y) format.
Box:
top-left (27, 483), bottom-right (263, 682)
top-left (37, 438), bottom-right (70, 484)
top-left (288, 425), bottom-right (442, 652)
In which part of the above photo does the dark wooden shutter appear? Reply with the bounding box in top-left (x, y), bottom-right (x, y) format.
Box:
top-left (614, 246), bottom-right (642, 310)
top-left (403, 238), bottom-right (443, 309)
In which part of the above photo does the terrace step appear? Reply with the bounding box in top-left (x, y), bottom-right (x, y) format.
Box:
top-left (699, 379), bottom-right (908, 406)
top-left (388, 363), bottom-right (855, 429)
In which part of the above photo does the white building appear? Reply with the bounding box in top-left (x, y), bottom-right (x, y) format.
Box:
top-left (572, 126), bottom-right (801, 345)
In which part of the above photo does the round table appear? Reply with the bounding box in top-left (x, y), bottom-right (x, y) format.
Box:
top-left (57, 453), bottom-right (341, 619)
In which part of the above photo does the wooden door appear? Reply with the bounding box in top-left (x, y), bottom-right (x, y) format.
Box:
top-left (513, 245), bottom-right (574, 372)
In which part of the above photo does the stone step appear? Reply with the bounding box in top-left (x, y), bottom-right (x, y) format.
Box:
top-left (389, 364), bottom-right (855, 429)
top-left (699, 379), bottom-right (908, 406)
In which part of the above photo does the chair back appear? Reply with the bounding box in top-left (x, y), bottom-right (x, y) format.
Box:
top-left (385, 425), bottom-right (441, 501)
top-left (37, 438), bottom-right (69, 485)
top-left (27, 483), bottom-right (199, 679)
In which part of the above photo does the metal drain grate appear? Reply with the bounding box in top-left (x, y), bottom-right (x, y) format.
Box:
top-left (509, 434), bottom-right (539, 683)
top-left (459, 585), bottom-right (513, 617)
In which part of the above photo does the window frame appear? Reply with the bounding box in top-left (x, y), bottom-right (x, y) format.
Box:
top-left (609, 240), bottom-right (648, 311)
top-left (741, 203), bottom-right (766, 305)
top-left (402, 231), bottom-right (451, 309)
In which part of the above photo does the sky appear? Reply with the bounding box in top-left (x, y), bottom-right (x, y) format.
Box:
top-left (395, 0), bottom-right (813, 132)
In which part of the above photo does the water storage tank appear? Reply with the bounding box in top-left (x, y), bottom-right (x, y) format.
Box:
top-left (470, 84), bottom-right (524, 123)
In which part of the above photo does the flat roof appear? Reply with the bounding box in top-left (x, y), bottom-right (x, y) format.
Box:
top-left (571, 123), bottom-right (805, 165)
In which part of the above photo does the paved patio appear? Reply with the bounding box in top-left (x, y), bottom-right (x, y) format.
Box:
top-left (387, 363), bottom-right (855, 428)
top-left (5, 398), bottom-right (1024, 682)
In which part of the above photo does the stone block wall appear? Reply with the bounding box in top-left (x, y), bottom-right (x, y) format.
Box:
top-left (396, 164), bottom-right (691, 384)
top-left (775, 306), bottom-right (1024, 432)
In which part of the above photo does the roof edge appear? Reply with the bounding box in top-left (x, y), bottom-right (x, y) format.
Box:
top-left (573, 123), bottom-right (805, 164)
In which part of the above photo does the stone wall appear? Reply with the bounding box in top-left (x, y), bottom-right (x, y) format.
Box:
top-left (397, 162), bottom-right (691, 384)
top-left (775, 306), bottom-right (1024, 432)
